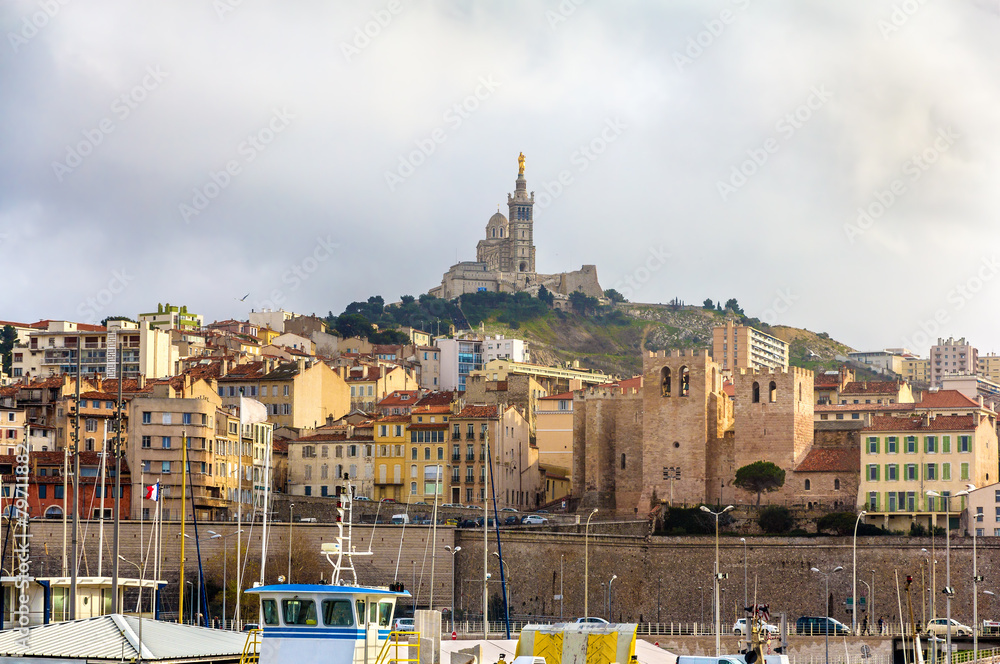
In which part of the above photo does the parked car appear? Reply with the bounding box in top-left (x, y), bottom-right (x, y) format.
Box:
top-left (522, 515), bottom-right (548, 525)
top-left (504, 516), bottom-right (520, 526)
top-left (458, 519), bottom-right (479, 528)
top-left (444, 518), bottom-right (459, 526)
top-left (242, 622), bottom-right (260, 631)
top-left (796, 617), bottom-right (851, 635)
top-left (393, 617), bottom-right (415, 631)
top-left (574, 617), bottom-right (609, 624)
top-left (465, 505), bottom-right (483, 510)
top-left (441, 503), bottom-right (461, 508)
top-left (733, 618), bottom-right (779, 636)
top-left (925, 618), bottom-right (972, 637)
top-left (354, 496), bottom-right (371, 502)
top-left (536, 510), bottom-right (550, 514)
top-left (500, 507), bottom-right (518, 513)
top-left (390, 514), bottom-right (410, 525)
top-left (380, 498), bottom-right (396, 503)
top-left (414, 501), bottom-right (429, 506)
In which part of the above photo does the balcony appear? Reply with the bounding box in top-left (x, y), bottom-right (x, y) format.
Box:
top-left (465, 454), bottom-right (475, 462)
top-left (451, 454), bottom-right (461, 462)
top-left (465, 433), bottom-right (476, 441)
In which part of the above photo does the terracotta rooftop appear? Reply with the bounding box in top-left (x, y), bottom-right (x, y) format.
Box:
top-left (865, 414), bottom-right (980, 432)
top-left (377, 390), bottom-right (420, 407)
top-left (795, 447), bottom-right (860, 473)
top-left (918, 390), bottom-right (981, 409)
top-left (815, 403), bottom-right (915, 413)
top-left (376, 414), bottom-right (411, 423)
top-left (294, 432), bottom-right (349, 442)
top-left (415, 391), bottom-right (457, 407)
top-left (455, 404), bottom-right (499, 419)
top-left (841, 381), bottom-right (902, 396)
top-left (540, 391), bottom-right (575, 401)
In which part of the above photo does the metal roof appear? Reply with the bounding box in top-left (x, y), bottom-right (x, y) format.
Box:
top-left (246, 583), bottom-right (409, 596)
top-left (0, 614), bottom-right (248, 661)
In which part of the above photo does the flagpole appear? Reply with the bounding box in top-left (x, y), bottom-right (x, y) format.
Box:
top-left (236, 397), bottom-right (243, 628)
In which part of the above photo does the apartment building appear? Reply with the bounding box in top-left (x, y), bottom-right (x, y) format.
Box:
top-left (410, 346), bottom-right (440, 389)
top-left (859, 409), bottom-right (997, 531)
top-left (218, 359), bottom-right (350, 430)
top-left (437, 335), bottom-right (529, 392)
top-left (287, 426), bottom-right (375, 498)
top-left (406, 401), bottom-right (451, 503)
top-left (534, 391), bottom-right (574, 477)
top-left (1, 451), bottom-right (132, 520)
top-left (344, 364), bottom-right (418, 413)
top-left (903, 358), bottom-right (931, 385)
top-left (12, 320), bottom-right (176, 380)
top-left (137, 303), bottom-right (203, 330)
top-left (712, 320), bottom-right (789, 371)
top-left (373, 415), bottom-right (408, 501)
top-left (962, 483), bottom-right (1000, 537)
top-left (930, 337), bottom-right (978, 387)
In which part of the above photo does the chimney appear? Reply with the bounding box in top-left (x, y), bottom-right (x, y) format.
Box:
top-left (220, 360), bottom-right (228, 377)
top-left (326, 414), bottom-right (334, 426)
top-left (137, 374), bottom-right (146, 389)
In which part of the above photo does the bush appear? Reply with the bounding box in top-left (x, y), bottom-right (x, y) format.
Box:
top-left (816, 511), bottom-right (862, 536)
top-left (788, 528), bottom-right (811, 537)
top-left (656, 506), bottom-right (732, 536)
top-left (758, 506), bottom-right (794, 534)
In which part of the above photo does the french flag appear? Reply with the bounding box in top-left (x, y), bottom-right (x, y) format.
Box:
top-left (144, 482), bottom-right (159, 501)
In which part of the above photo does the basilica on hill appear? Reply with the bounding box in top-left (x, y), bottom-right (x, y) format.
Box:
top-left (428, 154), bottom-right (605, 307)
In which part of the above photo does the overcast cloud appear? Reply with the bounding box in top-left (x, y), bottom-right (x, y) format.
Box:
top-left (2, 0), bottom-right (999, 354)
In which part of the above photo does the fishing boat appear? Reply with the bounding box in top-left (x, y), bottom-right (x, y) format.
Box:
top-left (244, 478), bottom-right (411, 664)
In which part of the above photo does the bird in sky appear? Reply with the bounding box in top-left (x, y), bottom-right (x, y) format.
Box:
top-left (235, 293), bottom-right (249, 301)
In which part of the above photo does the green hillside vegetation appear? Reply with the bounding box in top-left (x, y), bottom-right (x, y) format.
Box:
top-left (326, 291), bottom-right (857, 378)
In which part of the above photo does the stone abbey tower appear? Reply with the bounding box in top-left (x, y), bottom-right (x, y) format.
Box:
top-left (476, 153), bottom-right (536, 274)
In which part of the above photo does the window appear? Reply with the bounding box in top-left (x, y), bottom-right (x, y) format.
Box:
top-left (142, 460), bottom-right (151, 472)
top-left (411, 447), bottom-right (417, 460)
top-left (85, 419), bottom-right (97, 432)
top-left (868, 492), bottom-right (878, 511)
top-left (142, 435), bottom-right (151, 449)
top-left (867, 437), bottom-right (879, 454)
top-left (834, 478), bottom-right (840, 490)
top-left (262, 599), bottom-right (279, 626)
top-left (925, 436), bottom-right (937, 454)
top-left (142, 412), bottom-right (151, 424)
top-left (905, 464), bottom-right (917, 481)
top-left (768, 381), bottom-right (777, 403)
top-left (905, 436), bottom-right (916, 453)
top-left (925, 463), bottom-right (936, 481)
top-left (163, 413), bottom-right (172, 425)
top-left (162, 461), bottom-right (171, 473)
top-left (424, 447), bottom-right (430, 460)
top-left (887, 437), bottom-right (898, 454)
top-left (284, 385), bottom-right (290, 396)
top-left (886, 464), bottom-right (898, 481)
top-left (660, 367), bottom-right (671, 396)
top-left (282, 599), bottom-right (318, 625)
top-left (752, 381), bottom-right (760, 403)
top-left (183, 413), bottom-right (192, 425)
top-left (867, 464), bottom-right (879, 481)
top-left (323, 599), bottom-right (354, 626)
top-left (804, 479), bottom-right (811, 491)
top-left (960, 435), bottom-right (971, 453)
top-left (942, 463), bottom-right (951, 481)
top-left (162, 436), bottom-right (171, 449)
top-left (942, 436), bottom-right (951, 453)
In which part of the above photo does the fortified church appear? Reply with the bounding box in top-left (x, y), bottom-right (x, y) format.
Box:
top-left (428, 154), bottom-right (605, 307)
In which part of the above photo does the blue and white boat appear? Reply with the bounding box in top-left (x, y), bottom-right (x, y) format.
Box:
top-left (245, 481), bottom-right (411, 664)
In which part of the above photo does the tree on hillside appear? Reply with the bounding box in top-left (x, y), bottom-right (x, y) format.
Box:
top-left (537, 285), bottom-right (554, 306)
top-left (734, 460), bottom-right (785, 505)
top-left (816, 511), bottom-right (862, 536)
top-left (724, 298), bottom-right (744, 316)
top-left (569, 290), bottom-right (599, 315)
top-left (0, 325), bottom-right (17, 375)
top-left (703, 298), bottom-right (714, 310)
top-left (101, 315), bottom-right (136, 326)
top-left (335, 313), bottom-right (374, 339)
top-left (604, 288), bottom-right (626, 303)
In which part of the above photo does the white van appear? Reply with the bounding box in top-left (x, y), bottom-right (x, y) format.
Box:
top-left (391, 514), bottom-right (410, 525)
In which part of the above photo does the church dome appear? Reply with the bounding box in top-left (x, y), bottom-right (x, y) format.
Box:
top-left (488, 211), bottom-right (507, 225)
top-left (485, 211), bottom-right (508, 239)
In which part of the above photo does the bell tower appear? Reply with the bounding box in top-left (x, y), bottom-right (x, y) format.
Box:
top-left (507, 152), bottom-right (535, 274)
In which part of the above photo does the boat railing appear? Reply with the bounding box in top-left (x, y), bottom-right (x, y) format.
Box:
top-left (239, 628), bottom-right (262, 664)
top-left (375, 630), bottom-right (421, 664)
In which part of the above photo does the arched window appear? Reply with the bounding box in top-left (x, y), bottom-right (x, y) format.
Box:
top-left (621, 453), bottom-right (626, 470)
top-left (680, 366), bottom-right (690, 397)
top-left (798, 384), bottom-right (803, 401)
top-left (660, 367), bottom-right (671, 397)
top-left (500, 228), bottom-right (504, 237)
top-left (834, 478), bottom-right (841, 490)
top-left (492, 228), bottom-right (496, 238)
top-left (769, 381), bottom-right (777, 403)
top-left (752, 381), bottom-right (760, 403)
top-left (804, 479), bottom-right (811, 491)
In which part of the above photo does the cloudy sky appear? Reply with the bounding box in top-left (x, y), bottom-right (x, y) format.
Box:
top-left (2, 1), bottom-right (999, 353)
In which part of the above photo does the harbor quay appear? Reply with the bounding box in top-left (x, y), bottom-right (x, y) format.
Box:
top-left (19, 520), bottom-right (998, 633)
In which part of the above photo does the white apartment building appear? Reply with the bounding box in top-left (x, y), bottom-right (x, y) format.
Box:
top-left (436, 334), bottom-right (528, 391)
top-left (930, 337), bottom-right (978, 387)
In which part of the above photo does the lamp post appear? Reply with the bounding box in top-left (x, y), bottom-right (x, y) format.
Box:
top-left (859, 578), bottom-right (871, 634)
top-left (701, 504), bottom-right (733, 655)
top-left (185, 581), bottom-right (194, 624)
top-left (492, 552), bottom-right (510, 625)
top-left (608, 574), bottom-right (618, 621)
top-left (699, 586), bottom-right (704, 631)
top-left (445, 545), bottom-right (461, 633)
top-left (927, 490), bottom-right (954, 664)
top-left (183, 533), bottom-right (207, 625)
top-left (288, 503), bottom-right (294, 584)
top-left (853, 510), bottom-right (868, 634)
top-left (119, 555), bottom-right (143, 662)
top-left (740, 537), bottom-right (747, 614)
top-left (956, 484), bottom-right (979, 664)
top-left (870, 569), bottom-right (876, 634)
top-left (811, 565), bottom-right (843, 664)
top-left (584, 508), bottom-right (598, 619)
top-left (560, 555), bottom-right (564, 621)
top-left (208, 529), bottom-right (243, 629)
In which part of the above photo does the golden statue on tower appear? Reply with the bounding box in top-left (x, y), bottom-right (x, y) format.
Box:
top-left (518, 152), bottom-right (525, 175)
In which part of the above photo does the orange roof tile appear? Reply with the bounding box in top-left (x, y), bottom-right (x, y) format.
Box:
top-left (918, 390), bottom-right (981, 409)
top-left (455, 404), bottom-right (499, 419)
top-left (795, 447), bottom-right (859, 473)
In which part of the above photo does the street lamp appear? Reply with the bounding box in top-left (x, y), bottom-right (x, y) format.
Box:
top-left (956, 484), bottom-right (978, 664)
top-left (927, 490), bottom-right (954, 664)
top-left (852, 510), bottom-right (867, 634)
top-left (492, 552), bottom-right (511, 625)
top-left (185, 581), bottom-right (194, 624)
top-left (740, 537), bottom-right (747, 615)
top-left (445, 546), bottom-right (461, 633)
top-left (858, 577), bottom-right (871, 634)
top-left (584, 508), bottom-right (598, 619)
top-left (700, 504), bottom-right (734, 656)
top-left (608, 574), bottom-right (618, 621)
top-left (870, 570), bottom-right (876, 634)
top-left (811, 565), bottom-right (843, 664)
top-left (119, 555), bottom-right (144, 661)
top-left (208, 529), bottom-right (243, 629)
top-left (183, 533), bottom-right (208, 625)
top-left (288, 503), bottom-right (295, 584)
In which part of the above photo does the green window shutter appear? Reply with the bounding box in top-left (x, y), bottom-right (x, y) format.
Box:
top-left (942, 436), bottom-right (951, 453)
top-left (961, 462), bottom-right (970, 480)
top-left (943, 463), bottom-right (951, 481)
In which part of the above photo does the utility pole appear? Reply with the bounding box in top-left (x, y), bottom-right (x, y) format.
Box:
top-left (111, 342), bottom-right (122, 612)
